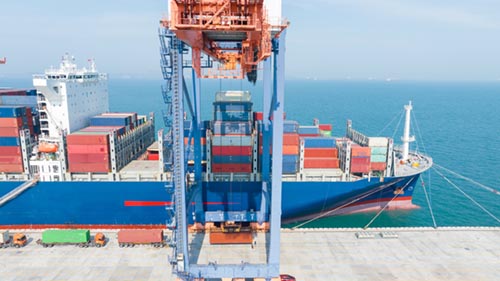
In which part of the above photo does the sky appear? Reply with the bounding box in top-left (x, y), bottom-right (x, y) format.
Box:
top-left (1, 0), bottom-right (500, 81)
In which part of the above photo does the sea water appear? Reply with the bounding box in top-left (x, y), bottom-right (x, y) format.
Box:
top-left (3, 77), bottom-right (500, 228)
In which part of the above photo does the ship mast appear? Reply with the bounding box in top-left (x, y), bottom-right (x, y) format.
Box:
top-left (401, 101), bottom-right (415, 161)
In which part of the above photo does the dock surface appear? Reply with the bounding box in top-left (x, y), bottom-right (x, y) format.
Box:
top-left (0, 227), bottom-right (498, 280)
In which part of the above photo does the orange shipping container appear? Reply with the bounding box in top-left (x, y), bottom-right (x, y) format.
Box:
top-left (209, 232), bottom-right (253, 244)
top-left (371, 162), bottom-right (387, 171)
top-left (0, 146), bottom-right (21, 155)
top-left (351, 146), bottom-right (371, 157)
top-left (0, 156), bottom-right (23, 164)
top-left (66, 134), bottom-right (109, 145)
top-left (0, 117), bottom-right (24, 128)
top-left (304, 148), bottom-right (338, 158)
top-left (0, 163), bottom-right (24, 173)
top-left (0, 127), bottom-right (20, 136)
top-left (68, 162), bottom-right (110, 173)
top-left (304, 158), bottom-right (339, 169)
top-left (283, 134), bottom-right (299, 146)
top-left (283, 145), bottom-right (299, 155)
top-left (67, 144), bottom-right (109, 154)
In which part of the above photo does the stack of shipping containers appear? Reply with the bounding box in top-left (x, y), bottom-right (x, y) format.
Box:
top-left (210, 92), bottom-right (253, 173)
top-left (67, 112), bottom-right (154, 173)
top-left (281, 121), bottom-right (300, 174)
top-left (350, 144), bottom-right (371, 174)
top-left (302, 137), bottom-right (339, 169)
top-left (0, 89), bottom-right (37, 173)
top-left (66, 130), bottom-right (114, 173)
top-left (368, 138), bottom-right (389, 172)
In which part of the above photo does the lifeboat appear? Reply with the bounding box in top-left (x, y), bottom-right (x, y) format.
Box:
top-left (39, 142), bottom-right (58, 153)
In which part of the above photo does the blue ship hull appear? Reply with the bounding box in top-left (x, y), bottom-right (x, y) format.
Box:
top-left (0, 174), bottom-right (420, 228)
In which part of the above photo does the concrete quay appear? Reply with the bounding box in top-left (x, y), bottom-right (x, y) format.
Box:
top-left (0, 227), bottom-right (498, 281)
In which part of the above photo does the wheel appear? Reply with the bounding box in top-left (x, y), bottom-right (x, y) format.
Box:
top-left (43, 244), bottom-right (48, 248)
top-left (95, 243), bottom-right (101, 248)
top-left (119, 243), bottom-right (124, 248)
top-left (14, 244), bottom-right (20, 248)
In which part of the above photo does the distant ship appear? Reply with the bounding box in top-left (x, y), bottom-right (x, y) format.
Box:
top-left (0, 55), bottom-right (432, 228)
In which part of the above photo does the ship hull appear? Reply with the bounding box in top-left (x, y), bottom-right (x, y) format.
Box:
top-left (0, 174), bottom-right (421, 228)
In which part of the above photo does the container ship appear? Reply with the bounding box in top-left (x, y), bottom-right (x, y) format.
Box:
top-left (0, 55), bottom-right (432, 229)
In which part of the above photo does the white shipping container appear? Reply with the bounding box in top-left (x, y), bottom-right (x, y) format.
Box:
top-left (368, 137), bottom-right (388, 147)
top-left (0, 230), bottom-right (10, 244)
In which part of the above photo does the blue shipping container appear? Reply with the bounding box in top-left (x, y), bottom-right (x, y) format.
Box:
top-left (282, 155), bottom-right (299, 163)
top-left (0, 137), bottom-right (20, 146)
top-left (0, 106), bottom-right (26, 118)
top-left (303, 137), bottom-right (337, 148)
top-left (282, 162), bottom-right (298, 174)
top-left (90, 116), bottom-right (129, 127)
top-left (212, 135), bottom-right (253, 146)
top-left (283, 120), bottom-right (299, 134)
top-left (212, 155), bottom-right (252, 164)
top-left (298, 126), bottom-right (320, 135)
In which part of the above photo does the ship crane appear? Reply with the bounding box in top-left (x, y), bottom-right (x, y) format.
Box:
top-left (159, 0), bottom-right (288, 280)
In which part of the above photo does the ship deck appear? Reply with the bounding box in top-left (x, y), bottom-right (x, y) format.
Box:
top-left (1, 227), bottom-right (498, 280)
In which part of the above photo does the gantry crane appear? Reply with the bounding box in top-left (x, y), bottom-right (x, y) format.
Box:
top-left (159, 1), bottom-right (288, 280)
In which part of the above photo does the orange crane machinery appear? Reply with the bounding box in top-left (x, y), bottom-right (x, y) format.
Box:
top-left (162, 0), bottom-right (286, 82)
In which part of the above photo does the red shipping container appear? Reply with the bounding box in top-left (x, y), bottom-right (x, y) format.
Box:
top-left (212, 163), bottom-right (252, 173)
top-left (0, 156), bottom-right (23, 164)
top-left (0, 127), bottom-right (20, 137)
top-left (68, 162), bottom-right (110, 173)
top-left (350, 164), bottom-right (370, 173)
top-left (66, 134), bottom-right (109, 145)
top-left (319, 124), bottom-right (332, 131)
top-left (283, 134), bottom-right (299, 146)
top-left (68, 153), bottom-right (109, 163)
top-left (351, 146), bottom-right (371, 157)
top-left (0, 117), bottom-right (24, 128)
top-left (0, 163), bottom-right (24, 173)
top-left (212, 146), bottom-right (253, 156)
top-left (117, 229), bottom-right (163, 244)
top-left (0, 146), bottom-right (22, 155)
top-left (351, 157), bottom-right (370, 165)
top-left (253, 112), bottom-right (263, 121)
top-left (148, 153), bottom-right (159, 161)
top-left (210, 232), bottom-right (253, 244)
top-left (67, 144), bottom-right (109, 154)
top-left (371, 162), bottom-right (387, 171)
top-left (283, 145), bottom-right (299, 155)
top-left (304, 158), bottom-right (339, 169)
top-left (304, 148), bottom-right (338, 158)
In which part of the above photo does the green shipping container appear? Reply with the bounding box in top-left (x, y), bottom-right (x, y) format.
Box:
top-left (370, 154), bottom-right (387, 163)
top-left (42, 229), bottom-right (90, 244)
top-left (370, 146), bottom-right (387, 155)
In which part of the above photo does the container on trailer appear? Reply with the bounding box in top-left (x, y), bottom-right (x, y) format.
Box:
top-left (0, 231), bottom-right (9, 244)
top-left (209, 232), bottom-right (253, 244)
top-left (117, 229), bottom-right (164, 247)
top-left (41, 229), bottom-right (90, 244)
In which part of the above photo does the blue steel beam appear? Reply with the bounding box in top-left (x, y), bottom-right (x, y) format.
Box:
top-left (268, 30), bottom-right (286, 269)
top-left (259, 57), bottom-right (272, 224)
